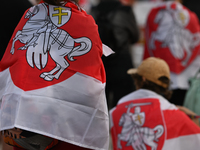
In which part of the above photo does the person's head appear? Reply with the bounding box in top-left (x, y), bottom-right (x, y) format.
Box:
top-left (127, 57), bottom-right (172, 100)
top-left (43, 0), bottom-right (79, 5)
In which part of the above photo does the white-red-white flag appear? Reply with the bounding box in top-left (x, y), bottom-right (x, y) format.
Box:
top-left (0, 1), bottom-right (111, 150)
top-left (110, 89), bottom-right (200, 150)
top-left (144, 2), bottom-right (200, 74)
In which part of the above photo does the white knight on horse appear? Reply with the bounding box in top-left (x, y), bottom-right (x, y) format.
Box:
top-left (11, 3), bottom-right (92, 81)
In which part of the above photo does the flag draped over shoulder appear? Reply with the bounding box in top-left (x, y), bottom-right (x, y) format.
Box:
top-left (0, 1), bottom-right (110, 150)
top-left (144, 1), bottom-right (200, 74)
top-left (110, 89), bottom-right (200, 150)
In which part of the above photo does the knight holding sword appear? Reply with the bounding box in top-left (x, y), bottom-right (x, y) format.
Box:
top-left (110, 57), bottom-right (200, 150)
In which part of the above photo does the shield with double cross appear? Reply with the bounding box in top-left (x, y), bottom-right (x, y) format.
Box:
top-left (49, 5), bottom-right (71, 27)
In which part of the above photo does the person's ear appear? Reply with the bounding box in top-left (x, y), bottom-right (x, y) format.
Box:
top-left (142, 76), bottom-right (146, 82)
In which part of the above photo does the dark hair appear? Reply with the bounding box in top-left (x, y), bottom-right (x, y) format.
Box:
top-left (43, 0), bottom-right (79, 6)
top-left (131, 74), bottom-right (172, 100)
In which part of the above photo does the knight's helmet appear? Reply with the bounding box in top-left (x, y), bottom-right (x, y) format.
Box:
top-left (134, 106), bottom-right (141, 114)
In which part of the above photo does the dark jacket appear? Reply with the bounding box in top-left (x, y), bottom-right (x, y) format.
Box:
top-left (91, 0), bottom-right (139, 107)
top-left (1, 0), bottom-right (32, 60)
top-left (91, 0), bottom-right (139, 80)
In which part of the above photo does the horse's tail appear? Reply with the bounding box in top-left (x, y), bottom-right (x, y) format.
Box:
top-left (153, 125), bottom-right (164, 140)
top-left (68, 37), bottom-right (92, 61)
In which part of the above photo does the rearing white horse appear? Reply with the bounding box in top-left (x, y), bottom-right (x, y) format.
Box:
top-left (117, 104), bottom-right (164, 150)
top-left (148, 3), bottom-right (200, 66)
top-left (10, 3), bottom-right (92, 81)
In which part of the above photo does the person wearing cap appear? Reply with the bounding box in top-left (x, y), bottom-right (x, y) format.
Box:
top-left (109, 57), bottom-right (200, 150)
top-left (143, 0), bottom-right (200, 106)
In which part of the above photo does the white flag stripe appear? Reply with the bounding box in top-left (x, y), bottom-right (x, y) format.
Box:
top-left (0, 70), bottom-right (109, 150)
top-left (163, 134), bottom-right (200, 150)
top-left (118, 89), bottom-right (178, 111)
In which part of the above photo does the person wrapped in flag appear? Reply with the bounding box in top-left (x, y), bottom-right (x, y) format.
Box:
top-left (0, 0), bottom-right (113, 150)
top-left (110, 57), bottom-right (200, 150)
top-left (143, 0), bottom-right (200, 106)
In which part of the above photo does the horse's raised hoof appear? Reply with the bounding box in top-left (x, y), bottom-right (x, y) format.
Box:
top-left (40, 73), bottom-right (46, 78)
top-left (10, 48), bottom-right (15, 55)
top-left (44, 75), bottom-right (54, 81)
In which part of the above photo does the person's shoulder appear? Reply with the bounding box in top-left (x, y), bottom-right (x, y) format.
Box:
top-left (117, 89), bottom-right (151, 105)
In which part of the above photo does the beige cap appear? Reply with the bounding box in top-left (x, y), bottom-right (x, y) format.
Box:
top-left (127, 57), bottom-right (170, 88)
